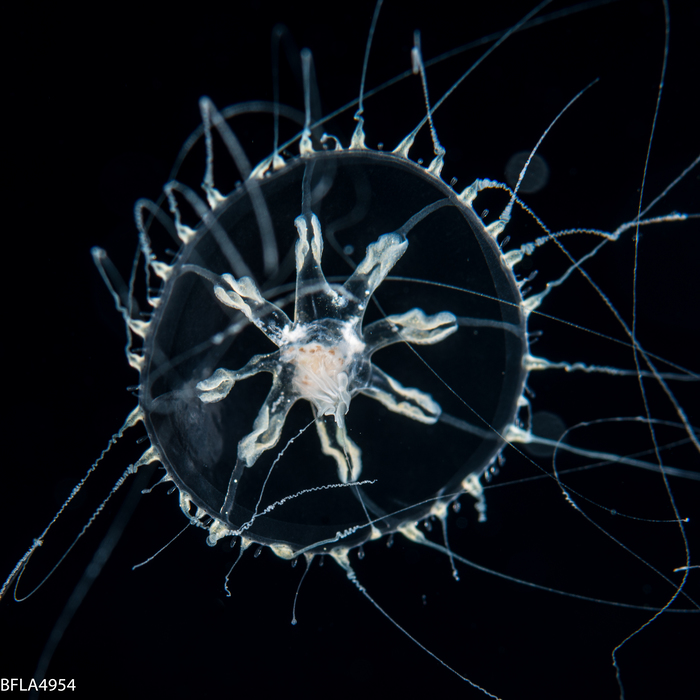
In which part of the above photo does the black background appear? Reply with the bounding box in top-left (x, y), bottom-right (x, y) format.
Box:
top-left (2, 2), bottom-right (698, 699)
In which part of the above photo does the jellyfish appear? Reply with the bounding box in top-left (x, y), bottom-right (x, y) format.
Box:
top-left (3, 2), bottom-right (698, 698)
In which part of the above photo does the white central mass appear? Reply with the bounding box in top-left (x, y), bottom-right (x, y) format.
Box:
top-left (285, 343), bottom-right (351, 428)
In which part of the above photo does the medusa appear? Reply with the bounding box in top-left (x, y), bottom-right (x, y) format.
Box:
top-left (3, 1), bottom-right (698, 698)
top-left (121, 142), bottom-right (527, 561)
